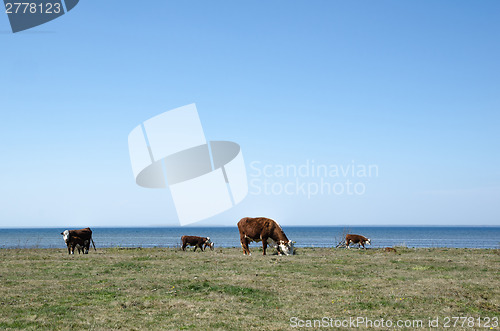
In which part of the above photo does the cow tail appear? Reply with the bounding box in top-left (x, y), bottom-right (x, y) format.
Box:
top-left (91, 238), bottom-right (96, 251)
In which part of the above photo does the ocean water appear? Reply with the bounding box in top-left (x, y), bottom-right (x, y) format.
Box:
top-left (0, 226), bottom-right (499, 249)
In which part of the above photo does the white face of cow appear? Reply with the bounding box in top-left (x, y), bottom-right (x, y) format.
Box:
top-left (62, 230), bottom-right (70, 244)
top-left (205, 238), bottom-right (214, 250)
top-left (278, 240), bottom-right (294, 256)
top-left (366, 239), bottom-right (371, 245)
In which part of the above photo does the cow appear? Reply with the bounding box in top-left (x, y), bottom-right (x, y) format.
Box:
top-left (237, 217), bottom-right (294, 256)
top-left (181, 236), bottom-right (213, 252)
top-left (62, 232), bottom-right (91, 255)
top-left (345, 234), bottom-right (371, 249)
top-left (61, 227), bottom-right (96, 254)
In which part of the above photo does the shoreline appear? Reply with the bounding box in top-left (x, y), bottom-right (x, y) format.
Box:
top-left (1, 246), bottom-right (498, 251)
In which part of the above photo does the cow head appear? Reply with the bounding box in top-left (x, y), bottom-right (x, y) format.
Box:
top-left (205, 237), bottom-right (214, 251)
top-left (366, 238), bottom-right (371, 246)
top-left (278, 240), bottom-right (295, 256)
top-left (61, 230), bottom-right (70, 244)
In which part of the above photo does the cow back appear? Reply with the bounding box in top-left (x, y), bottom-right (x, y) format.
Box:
top-left (70, 228), bottom-right (92, 241)
top-left (181, 235), bottom-right (206, 245)
top-left (238, 217), bottom-right (288, 242)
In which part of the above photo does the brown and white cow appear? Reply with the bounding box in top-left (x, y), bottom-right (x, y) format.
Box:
top-left (345, 234), bottom-right (371, 249)
top-left (237, 217), bottom-right (294, 256)
top-left (181, 236), bottom-right (213, 252)
top-left (61, 227), bottom-right (96, 254)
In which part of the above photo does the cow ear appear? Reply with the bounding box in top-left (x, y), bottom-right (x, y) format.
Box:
top-left (60, 232), bottom-right (63, 235)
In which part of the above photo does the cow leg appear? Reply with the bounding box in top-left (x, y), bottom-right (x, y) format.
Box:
top-left (346, 240), bottom-right (350, 249)
top-left (245, 240), bottom-right (251, 256)
top-left (193, 245), bottom-right (197, 252)
top-left (240, 235), bottom-right (250, 255)
top-left (240, 242), bottom-right (245, 254)
top-left (244, 241), bottom-right (251, 255)
top-left (199, 244), bottom-right (204, 252)
top-left (182, 243), bottom-right (187, 251)
top-left (243, 240), bottom-right (251, 255)
top-left (261, 238), bottom-right (268, 256)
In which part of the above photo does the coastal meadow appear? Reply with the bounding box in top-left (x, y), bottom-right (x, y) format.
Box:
top-left (0, 247), bottom-right (498, 330)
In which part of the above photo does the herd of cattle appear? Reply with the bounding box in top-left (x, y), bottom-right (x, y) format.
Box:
top-left (61, 217), bottom-right (374, 255)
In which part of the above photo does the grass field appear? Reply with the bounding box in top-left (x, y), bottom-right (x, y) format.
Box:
top-left (0, 247), bottom-right (498, 330)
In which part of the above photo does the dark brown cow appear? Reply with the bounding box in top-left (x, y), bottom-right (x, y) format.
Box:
top-left (61, 227), bottom-right (96, 254)
top-left (237, 217), bottom-right (294, 256)
top-left (181, 236), bottom-right (213, 252)
top-left (345, 234), bottom-right (371, 249)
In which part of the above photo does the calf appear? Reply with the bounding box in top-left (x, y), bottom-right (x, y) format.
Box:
top-left (61, 227), bottom-right (96, 254)
top-left (345, 234), bottom-right (371, 249)
top-left (71, 236), bottom-right (90, 254)
top-left (181, 236), bottom-right (213, 252)
top-left (237, 217), bottom-right (294, 256)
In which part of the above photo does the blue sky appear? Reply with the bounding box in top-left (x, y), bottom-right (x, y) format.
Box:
top-left (1, 0), bottom-right (499, 227)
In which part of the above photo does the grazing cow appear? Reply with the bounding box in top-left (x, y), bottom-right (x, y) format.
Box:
top-left (61, 227), bottom-right (96, 254)
top-left (384, 247), bottom-right (397, 253)
top-left (345, 234), bottom-right (371, 249)
top-left (181, 236), bottom-right (213, 252)
top-left (237, 217), bottom-right (294, 256)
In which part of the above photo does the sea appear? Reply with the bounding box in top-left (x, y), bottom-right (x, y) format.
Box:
top-left (0, 226), bottom-right (499, 249)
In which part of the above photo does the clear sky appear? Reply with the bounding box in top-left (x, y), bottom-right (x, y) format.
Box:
top-left (1, 1), bottom-right (499, 227)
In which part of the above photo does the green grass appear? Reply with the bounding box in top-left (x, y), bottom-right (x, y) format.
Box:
top-left (0, 247), bottom-right (498, 330)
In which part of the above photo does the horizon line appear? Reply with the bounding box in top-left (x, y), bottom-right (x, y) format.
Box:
top-left (1, 224), bottom-right (499, 229)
